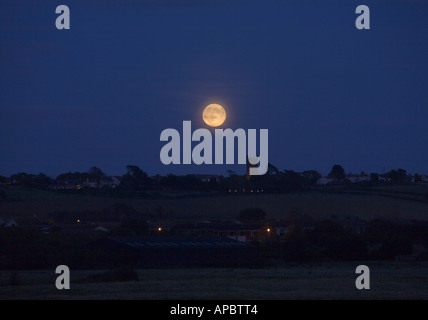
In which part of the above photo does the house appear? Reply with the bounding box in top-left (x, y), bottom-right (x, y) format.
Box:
top-left (5, 218), bottom-right (18, 227)
top-left (173, 221), bottom-right (266, 243)
top-left (343, 223), bottom-right (369, 235)
top-left (333, 216), bottom-right (369, 234)
top-left (103, 236), bottom-right (262, 267)
top-left (317, 177), bottom-right (334, 185)
top-left (82, 179), bottom-right (98, 188)
top-left (272, 222), bottom-right (289, 237)
top-left (191, 174), bottom-right (222, 183)
top-left (83, 177), bottom-right (120, 188)
top-left (53, 179), bottom-right (81, 190)
top-left (346, 174), bottom-right (370, 183)
top-left (216, 223), bottom-right (263, 243)
top-left (148, 220), bottom-right (175, 233)
top-left (378, 175), bottom-right (388, 182)
top-left (173, 220), bottom-right (296, 243)
top-left (111, 176), bottom-right (121, 188)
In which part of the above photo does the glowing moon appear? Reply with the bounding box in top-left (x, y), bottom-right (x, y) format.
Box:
top-left (202, 104), bottom-right (226, 127)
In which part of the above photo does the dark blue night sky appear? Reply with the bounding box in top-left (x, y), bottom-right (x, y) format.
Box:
top-left (1, 0), bottom-right (427, 177)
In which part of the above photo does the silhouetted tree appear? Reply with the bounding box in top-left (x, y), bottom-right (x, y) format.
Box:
top-left (386, 168), bottom-right (408, 183)
top-left (301, 170), bottom-right (322, 185)
top-left (160, 174), bottom-right (179, 190)
top-left (328, 164), bottom-right (346, 180)
top-left (226, 170), bottom-right (236, 177)
top-left (120, 165), bottom-right (152, 191)
top-left (9, 172), bottom-right (53, 189)
top-left (88, 166), bottom-right (111, 186)
top-left (56, 171), bottom-right (89, 183)
top-left (10, 172), bottom-right (34, 186)
top-left (279, 170), bottom-right (304, 191)
top-left (267, 163), bottom-right (279, 175)
top-left (308, 220), bottom-right (368, 260)
top-left (207, 176), bottom-right (220, 191)
top-left (370, 173), bottom-right (379, 183)
top-left (34, 173), bottom-right (53, 189)
top-left (414, 174), bottom-right (422, 184)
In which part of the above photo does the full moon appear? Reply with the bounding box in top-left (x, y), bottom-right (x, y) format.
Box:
top-left (202, 104), bottom-right (226, 127)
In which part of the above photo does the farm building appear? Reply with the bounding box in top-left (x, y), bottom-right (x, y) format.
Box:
top-left (102, 236), bottom-right (263, 268)
top-left (172, 220), bottom-right (291, 243)
top-left (94, 226), bottom-right (109, 233)
top-left (173, 221), bottom-right (268, 243)
top-left (5, 218), bottom-right (18, 227)
top-left (332, 216), bottom-right (369, 235)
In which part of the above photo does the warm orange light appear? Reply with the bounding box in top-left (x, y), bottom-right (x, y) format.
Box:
top-left (267, 228), bottom-right (271, 233)
top-left (158, 227), bottom-right (162, 232)
top-left (77, 219), bottom-right (80, 223)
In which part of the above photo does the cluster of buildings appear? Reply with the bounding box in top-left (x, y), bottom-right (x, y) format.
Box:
top-left (149, 216), bottom-right (369, 243)
top-left (0, 218), bottom-right (18, 228)
top-left (94, 216), bottom-right (371, 268)
top-left (1, 215), bottom-right (370, 242)
top-left (0, 215), bottom-right (373, 268)
top-left (52, 177), bottom-right (121, 190)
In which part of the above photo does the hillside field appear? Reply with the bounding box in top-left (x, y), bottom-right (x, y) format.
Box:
top-left (0, 186), bottom-right (427, 222)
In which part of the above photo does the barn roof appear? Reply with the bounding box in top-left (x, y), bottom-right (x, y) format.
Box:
top-left (110, 236), bottom-right (252, 249)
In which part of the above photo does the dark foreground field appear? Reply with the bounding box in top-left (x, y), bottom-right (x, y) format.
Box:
top-left (1, 262), bottom-right (428, 300)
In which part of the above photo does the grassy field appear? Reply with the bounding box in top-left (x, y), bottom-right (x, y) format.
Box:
top-left (1, 187), bottom-right (428, 222)
top-left (370, 184), bottom-right (428, 195)
top-left (1, 262), bottom-right (428, 300)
